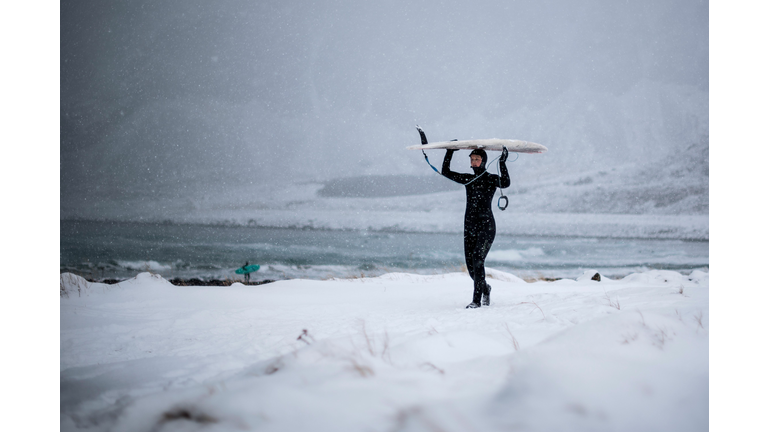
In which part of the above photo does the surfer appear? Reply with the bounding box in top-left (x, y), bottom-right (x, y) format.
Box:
top-left (242, 261), bottom-right (250, 284)
top-left (442, 147), bottom-right (510, 308)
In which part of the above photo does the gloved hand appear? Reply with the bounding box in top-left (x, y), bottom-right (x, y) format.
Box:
top-left (446, 148), bottom-right (458, 154)
top-left (500, 147), bottom-right (508, 162)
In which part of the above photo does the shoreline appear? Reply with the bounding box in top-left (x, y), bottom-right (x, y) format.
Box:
top-left (78, 276), bottom-right (278, 287)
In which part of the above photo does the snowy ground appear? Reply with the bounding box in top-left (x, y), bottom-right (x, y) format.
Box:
top-left (60, 268), bottom-right (708, 432)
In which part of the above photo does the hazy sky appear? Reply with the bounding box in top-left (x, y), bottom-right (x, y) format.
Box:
top-left (60, 0), bottom-right (708, 206)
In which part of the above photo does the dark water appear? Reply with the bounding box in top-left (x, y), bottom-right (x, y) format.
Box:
top-left (60, 220), bottom-right (709, 282)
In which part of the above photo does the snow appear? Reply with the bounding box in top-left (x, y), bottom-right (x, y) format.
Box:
top-left (61, 268), bottom-right (708, 431)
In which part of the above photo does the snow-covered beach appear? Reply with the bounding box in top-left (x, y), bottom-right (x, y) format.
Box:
top-left (58, 140), bottom-right (711, 431)
top-left (61, 267), bottom-right (708, 432)
top-left (43, 1), bottom-right (733, 429)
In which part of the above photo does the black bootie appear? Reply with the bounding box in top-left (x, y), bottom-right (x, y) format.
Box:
top-left (482, 284), bottom-right (492, 306)
top-left (466, 283), bottom-right (483, 309)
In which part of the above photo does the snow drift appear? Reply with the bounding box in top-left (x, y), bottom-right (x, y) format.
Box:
top-left (61, 268), bottom-right (708, 431)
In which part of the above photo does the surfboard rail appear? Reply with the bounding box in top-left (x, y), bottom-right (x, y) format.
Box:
top-left (235, 264), bottom-right (261, 274)
top-left (406, 138), bottom-right (547, 154)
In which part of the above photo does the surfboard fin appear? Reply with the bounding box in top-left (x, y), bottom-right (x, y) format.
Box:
top-left (416, 125), bottom-right (428, 145)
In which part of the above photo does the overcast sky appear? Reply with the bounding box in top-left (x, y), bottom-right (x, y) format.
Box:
top-left (60, 0), bottom-right (708, 206)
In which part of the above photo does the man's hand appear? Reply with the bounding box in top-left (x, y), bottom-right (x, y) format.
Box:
top-left (500, 147), bottom-right (508, 162)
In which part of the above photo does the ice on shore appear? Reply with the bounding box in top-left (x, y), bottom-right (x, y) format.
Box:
top-left (61, 268), bottom-right (708, 432)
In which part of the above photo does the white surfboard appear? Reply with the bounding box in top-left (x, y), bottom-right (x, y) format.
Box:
top-left (407, 138), bottom-right (547, 154)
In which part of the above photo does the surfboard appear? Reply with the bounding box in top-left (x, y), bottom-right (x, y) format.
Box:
top-left (235, 264), bottom-right (260, 275)
top-left (406, 138), bottom-right (547, 154)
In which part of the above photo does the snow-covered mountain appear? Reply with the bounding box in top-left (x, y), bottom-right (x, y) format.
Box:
top-left (60, 132), bottom-right (708, 241)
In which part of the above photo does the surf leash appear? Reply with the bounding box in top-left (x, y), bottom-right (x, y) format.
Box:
top-left (496, 150), bottom-right (518, 211)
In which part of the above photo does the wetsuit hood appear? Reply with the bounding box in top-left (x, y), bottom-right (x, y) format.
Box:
top-left (469, 149), bottom-right (487, 173)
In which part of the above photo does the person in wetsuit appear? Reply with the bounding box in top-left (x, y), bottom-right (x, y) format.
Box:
top-left (442, 147), bottom-right (510, 308)
top-left (242, 261), bottom-right (251, 284)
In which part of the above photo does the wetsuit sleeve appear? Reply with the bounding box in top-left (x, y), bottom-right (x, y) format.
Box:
top-left (499, 159), bottom-right (511, 188)
top-left (441, 149), bottom-right (469, 184)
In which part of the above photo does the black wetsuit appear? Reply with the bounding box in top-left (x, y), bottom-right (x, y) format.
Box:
top-left (442, 150), bottom-right (510, 304)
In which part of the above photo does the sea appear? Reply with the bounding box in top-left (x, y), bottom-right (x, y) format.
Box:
top-left (60, 220), bottom-right (709, 282)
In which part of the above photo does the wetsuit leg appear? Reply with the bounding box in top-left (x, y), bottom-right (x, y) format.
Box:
top-left (464, 228), bottom-right (477, 282)
top-left (464, 217), bottom-right (496, 303)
